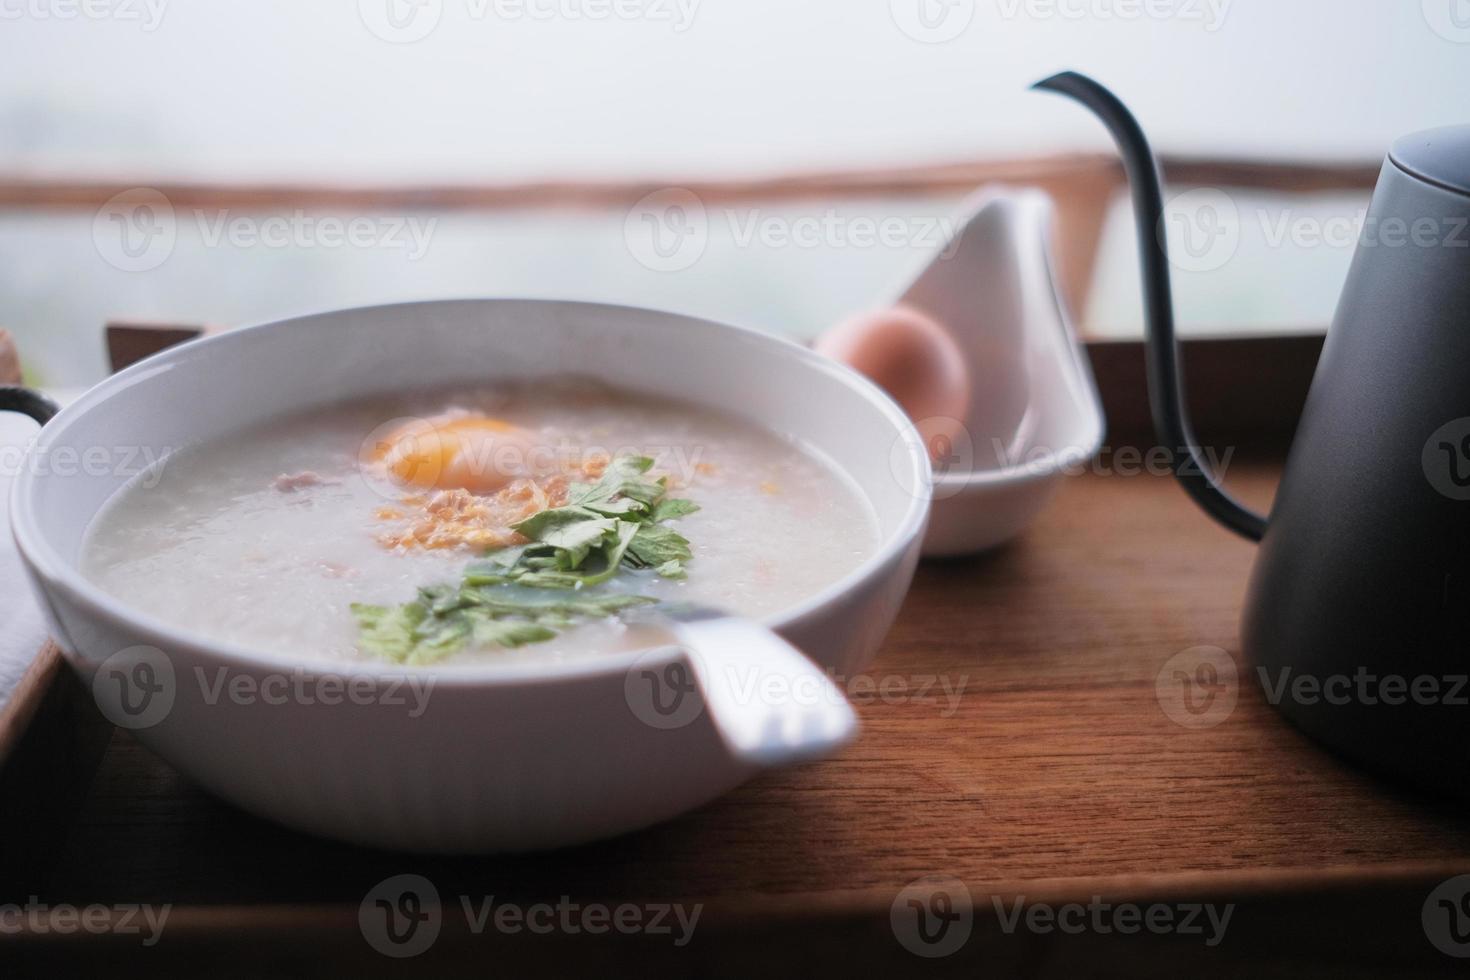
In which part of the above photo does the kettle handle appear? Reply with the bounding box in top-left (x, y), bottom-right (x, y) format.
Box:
top-left (1032, 72), bottom-right (1268, 543)
top-left (0, 386), bottom-right (60, 426)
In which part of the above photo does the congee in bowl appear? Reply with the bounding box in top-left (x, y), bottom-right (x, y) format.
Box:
top-left (10, 299), bottom-right (930, 850)
top-left (81, 381), bottom-right (880, 665)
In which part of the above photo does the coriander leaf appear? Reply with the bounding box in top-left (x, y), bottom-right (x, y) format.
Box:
top-left (463, 610), bottom-right (557, 648)
top-left (568, 456), bottom-right (664, 515)
top-left (462, 569), bottom-right (511, 587)
top-left (417, 618), bottom-right (471, 658)
top-left (501, 455), bottom-right (694, 583)
top-left (578, 495), bottom-right (650, 518)
top-left (581, 520), bottom-right (640, 586)
top-left (458, 585), bottom-right (654, 619)
top-left (459, 587), bottom-right (574, 614)
top-left (352, 454), bottom-right (696, 662)
top-left (651, 498), bottom-right (700, 523)
top-left (418, 583), bottom-right (467, 615)
top-left (511, 507), bottom-right (616, 568)
top-left (503, 520), bottom-right (640, 590)
top-left (625, 523), bottom-right (693, 569)
top-left (466, 545), bottom-right (526, 583)
top-left (563, 593), bottom-right (658, 616)
top-left (616, 479), bottom-right (667, 509)
top-left (512, 569), bottom-right (592, 589)
top-left (352, 602), bottom-right (429, 662)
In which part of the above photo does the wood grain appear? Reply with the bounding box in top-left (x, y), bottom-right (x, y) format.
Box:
top-left (20, 459), bottom-right (1470, 973)
top-left (8, 332), bottom-right (1468, 973)
top-left (1090, 333), bottom-right (1325, 446)
top-left (14, 153), bottom-right (1378, 321)
top-left (0, 646), bottom-right (113, 898)
top-left (0, 335), bottom-right (113, 884)
top-left (0, 155), bottom-right (1378, 211)
top-left (106, 321), bottom-right (221, 373)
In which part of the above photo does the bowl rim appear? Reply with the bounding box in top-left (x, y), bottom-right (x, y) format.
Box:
top-left (10, 297), bottom-right (932, 687)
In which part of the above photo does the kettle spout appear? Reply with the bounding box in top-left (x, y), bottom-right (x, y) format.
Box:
top-left (1032, 71), bottom-right (1268, 542)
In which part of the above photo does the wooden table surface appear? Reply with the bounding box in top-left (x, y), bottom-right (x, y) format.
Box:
top-left (16, 456), bottom-right (1470, 976)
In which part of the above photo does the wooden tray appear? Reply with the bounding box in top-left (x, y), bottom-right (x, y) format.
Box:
top-left (5, 328), bottom-right (1468, 977)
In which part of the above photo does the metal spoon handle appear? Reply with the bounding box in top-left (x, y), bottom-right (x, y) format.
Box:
top-left (641, 604), bottom-right (859, 767)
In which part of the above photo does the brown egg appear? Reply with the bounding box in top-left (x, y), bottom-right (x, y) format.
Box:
top-left (814, 306), bottom-right (971, 463)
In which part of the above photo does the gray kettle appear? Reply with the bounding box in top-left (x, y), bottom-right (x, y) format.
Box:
top-left (1039, 72), bottom-right (1470, 797)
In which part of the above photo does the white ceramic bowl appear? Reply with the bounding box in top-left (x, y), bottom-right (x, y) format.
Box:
top-left (9, 300), bottom-right (929, 853)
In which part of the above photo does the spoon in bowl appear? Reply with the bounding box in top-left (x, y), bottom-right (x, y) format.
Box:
top-left (623, 603), bottom-right (858, 767)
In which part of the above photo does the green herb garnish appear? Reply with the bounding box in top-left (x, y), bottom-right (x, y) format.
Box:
top-left (352, 455), bottom-right (698, 664)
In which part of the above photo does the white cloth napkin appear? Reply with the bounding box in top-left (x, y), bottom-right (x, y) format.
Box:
top-left (0, 411), bottom-right (50, 716)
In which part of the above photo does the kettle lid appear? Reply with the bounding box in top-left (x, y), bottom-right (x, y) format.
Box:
top-left (1390, 126), bottom-right (1470, 197)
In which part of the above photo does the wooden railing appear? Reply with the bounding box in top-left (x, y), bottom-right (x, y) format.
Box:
top-left (0, 154), bottom-right (1380, 317)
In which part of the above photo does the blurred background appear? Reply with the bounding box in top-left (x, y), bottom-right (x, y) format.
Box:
top-left (1, 0), bottom-right (1467, 385)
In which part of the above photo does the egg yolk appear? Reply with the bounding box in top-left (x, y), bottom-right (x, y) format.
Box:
top-left (370, 413), bottom-right (538, 494)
